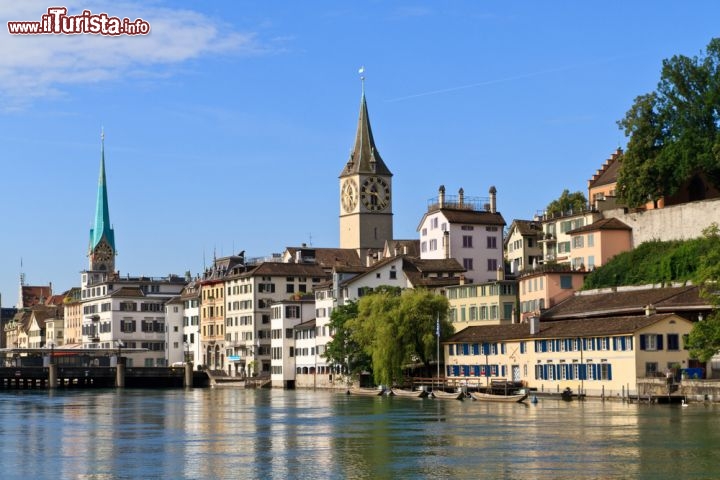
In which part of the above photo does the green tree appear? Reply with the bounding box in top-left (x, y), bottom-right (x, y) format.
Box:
top-left (350, 288), bottom-right (451, 386)
top-left (545, 189), bottom-right (587, 217)
top-left (617, 38), bottom-right (720, 207)
top-left (687, 224), bottom-right (720, 363)
top-left (322, 300), bottom-right (371, 382)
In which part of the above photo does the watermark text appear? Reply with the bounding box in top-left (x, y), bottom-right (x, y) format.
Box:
top-left (8, 7), bottom-right (151, 36)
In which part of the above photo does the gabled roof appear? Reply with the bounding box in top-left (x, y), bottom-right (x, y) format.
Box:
top-left (588, 148), bottom-right (623, 189)
top-left (567, 217), bottom-right (631, 235)
top-left (541, 285), bottom-right (708, 320)
top-left (508, 219), bottom-right (543, 236)
top-left (447, 313), bottom-right (688, 343)
top-left (110, 287), bottom-right (145, 298)
top-left (340, 255), bottom-right (464, 289)
top-left (339, 93), bottom-right (392, 177)
top-left (383, 239), bottom-right (420, 258)
top-left (20, 285), bottom-right (52, 308)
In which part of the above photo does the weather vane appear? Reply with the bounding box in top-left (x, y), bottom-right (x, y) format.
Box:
top-left (359, 65), bottom-right (365, 94)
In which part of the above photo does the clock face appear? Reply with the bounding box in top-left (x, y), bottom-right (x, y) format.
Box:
top-left (361, 176), bottom-right (390, 211)
top-left (341, 179), bottom-right (358, 212)
top-left (94, 241), bottom-right (113, 262)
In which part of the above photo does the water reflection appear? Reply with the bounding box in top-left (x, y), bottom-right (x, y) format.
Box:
top-left (1, 389), bottom-right (719, 479)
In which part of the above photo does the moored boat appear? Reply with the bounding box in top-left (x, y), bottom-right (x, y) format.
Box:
top-left (431, 389), bottom-right (464, 400)
top-left (470, 392), bottom-right (528, 403)
top-left (347, 387), bottom-right (385, 396)
top-left (391, 388), bottom-right (428, 398)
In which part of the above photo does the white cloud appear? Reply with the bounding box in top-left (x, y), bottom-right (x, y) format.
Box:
top-left (0, 1), bottom-right (274, 109)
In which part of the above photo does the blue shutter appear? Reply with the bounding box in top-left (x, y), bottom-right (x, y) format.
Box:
top-left (592, 364), bottom-right (598, 380)
top-left (567, 364), bottom-right (573, 380)
top-left (620, 337), bottom-right (626, 351)
top-left (452, 366), bottom-right (460, 376)
top-left (543, 365), bottom-right (548, 379)
top-left (501, 343), bottom-right (506, 354)
top-left (657, 335), bottom-right (663, 350)
top-left (607, 364), bottom-right (612, 380)
top-left (520, 342), bottom-right (526, 354)
top-left (582, 338), bottom-right (587, 350)
top-left (463, 343), bottom-right (470, 355)
top-left (629, 337), bottom-right (633, 350)
top-left (502, 365), bottom-right (506, 377)
top-left (472, 343), bottom-right (479, 355)
top-left (542, 340), bottom-right (548, 352)
top-left (482, 343), bottom-right (490, 355)
top-left (579, 364), bottom-right (587, 380)
top-left (639, 335), bottom-right (646, 351)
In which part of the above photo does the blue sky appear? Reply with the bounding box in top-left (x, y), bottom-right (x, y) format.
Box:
top-left (1, 1), bottom-right (719, 306)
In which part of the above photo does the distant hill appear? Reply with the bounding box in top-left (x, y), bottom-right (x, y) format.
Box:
top-left (583, 237), bottom-right (715, 289)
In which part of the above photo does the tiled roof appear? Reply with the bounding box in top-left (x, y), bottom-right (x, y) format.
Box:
top-left (245, 262), bottom-right (330, 278)
top-left (384, 239), bottom-right (420, 258)
top-left (21, 285), bottom-right (52, 308)
top-left (417, 207), bottom-right (506, 231)
top-left (588, 148), bottom-right (622, 189)
top-left (447, 313), bottom-right (685, 343)
top-left (295, 319), bottom-right (317, 330)
top-left (284, 247), bottom-right (363, 268)
top-left (567, 217), bottom-right (631, 235)
top-left (509, 219), bottom-right (543, 236)
top-left (541, 285), bottom-right (708, 320)
top-left (110, 287), bottom-right (145, 298)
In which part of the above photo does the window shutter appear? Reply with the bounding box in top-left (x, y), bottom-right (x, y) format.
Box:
top-left (579, 364), bottom-right (587, 380)
top-left (639, 335), bottom-right (646, 351)
top-left (657, 335), bottom-right (663, 350)
top-left (520, 342), bottom-right (526, 354)
top-left (582, 338), bottom-right (587, 350)
top-left (607, 364), bottom-right (612, 380)
top-left (543, 365), bottom-right (548, 379)
top-left (501, 343), bottom-right (506, 354)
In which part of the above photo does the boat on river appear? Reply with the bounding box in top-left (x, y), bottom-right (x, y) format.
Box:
top-left (391, 388), bottom-right (428, 398)
top-left (347, 387), bottom-right (385, 396)
top-left (470, 392), bottom-right (528, 403)
top-left (431, 389), bottom-right (464, 400)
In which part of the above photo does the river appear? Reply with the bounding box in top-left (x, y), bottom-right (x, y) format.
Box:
top-left (0, 388), bottom-right (718, 479)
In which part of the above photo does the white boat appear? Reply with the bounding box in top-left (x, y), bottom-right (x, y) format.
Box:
top-left (431, 390), bottom-right (464, 400)
top-left (347, 387), bottom-right (385, 396)
top-left (391, 388), bottom-right (428, 398)
top-left (470, 392), bottom-right (528, 403)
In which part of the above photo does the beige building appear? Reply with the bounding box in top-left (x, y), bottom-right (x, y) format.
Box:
top-left (505, 219), bottom-right (543, 275)
top-left (444, 313), bottom-right (693, 396)
top-left (62, 288), bottom-right (82, 347)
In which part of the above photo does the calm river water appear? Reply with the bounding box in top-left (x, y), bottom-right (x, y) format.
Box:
top-left (0, 388), bottom-right (718, 479)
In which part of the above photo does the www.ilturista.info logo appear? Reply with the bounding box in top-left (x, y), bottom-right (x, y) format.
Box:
top-left (7, 7), bottom-right (150, 35)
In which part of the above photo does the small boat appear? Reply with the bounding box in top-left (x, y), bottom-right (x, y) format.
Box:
top-left (347, 387), bottom-right (385, 396)
top-left (470, 392), bottom-right (528, 403)
top-left (391, 388), bottom-right (428, 398)
top-left (431, 389), bottom-right (464, 400)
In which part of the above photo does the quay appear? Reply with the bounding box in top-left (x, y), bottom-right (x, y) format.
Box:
top-left (0, 348), bottom-right (209, 389)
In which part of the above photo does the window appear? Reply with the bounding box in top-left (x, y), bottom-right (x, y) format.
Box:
top-left (640, 334), bottom-right (663, 351)
top-left (429, 239), bottom-right (438, 251)
top-left (421, 241), bottom-right (427, 252)
top-left (422, 228), bottom-right (427, 236)
top-left (560, 275), bottom-right (572, 289)
top-left (487, 259), bottom-right (498, 271)
top-left (572, 236), bottom-right (584, 248)
top-left (645, 362), bottom-right (658, 377)
top-left (463, 258), bottom-right (474, 271)
top-left (666, 334), bottom-right (680, 351)
top-left (588, 233), bottom-right (594, 247)
top-left (286, 284), bottom-right (295, 294)
top-left (487, 236), bottom-right (497, 249)
top-left (463, 235), bottom-right (473, 248)
top-left (558, 242), bottom-right (571, 254)
top-left (389, 270), bottom-right (397, 279)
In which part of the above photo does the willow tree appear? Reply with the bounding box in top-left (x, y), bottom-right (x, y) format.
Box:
top-left (617, 38), bottom-right (720, 207)
top-left (322, 300), bottom-right (371, 382)
top-left (350, 288), bottom-right (450, 386)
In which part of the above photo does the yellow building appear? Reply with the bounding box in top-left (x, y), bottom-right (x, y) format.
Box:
top-left (444, 313), bottom-right (693, 397)
top-left (444, 275), bottom-right (517, 331)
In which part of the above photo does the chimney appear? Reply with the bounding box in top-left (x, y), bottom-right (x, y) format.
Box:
top-left (403, 245), bottom-right (408, 255)
top-left (530, 316), bottom-right (540, 335)
top-left (645, 304), bottom-right (656, 316)
top-left (438, 185), bottom-right (446, 208)
top-left (295, 251), bottom-right (302, 263)
top-left (459, 274), bottom-right (465, 285)
top-left (496, 266), bottom-right (505, 281)
top-left (443, 230), bottom-right (450, 259)
top-left (458, 188), bottom-right (464, 207)
top-left (489, 186), bottom-right (497, 214)
top-left (366, 251), bottom-right (374, 267)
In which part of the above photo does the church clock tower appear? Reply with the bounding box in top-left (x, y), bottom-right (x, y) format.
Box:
top-left (88, 131), bottom-right (116, 273)
top-left (339, 81), bottom-right (394, 258)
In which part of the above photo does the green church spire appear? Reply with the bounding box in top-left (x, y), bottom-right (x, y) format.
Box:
top-left (89, 129), bottom-right (115, 252)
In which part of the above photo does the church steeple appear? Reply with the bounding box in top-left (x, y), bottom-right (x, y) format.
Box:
top-left (340, 90), bottom-right (392, 178)
top-left (88, 130), bottom-right (116, 272)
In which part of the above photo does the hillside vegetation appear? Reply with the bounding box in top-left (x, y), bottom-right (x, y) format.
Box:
top-left (582, 237), bottom-right (715, 289)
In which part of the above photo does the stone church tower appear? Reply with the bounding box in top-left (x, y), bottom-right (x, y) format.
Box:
top-left (339, 87), bottom-right (393, 259)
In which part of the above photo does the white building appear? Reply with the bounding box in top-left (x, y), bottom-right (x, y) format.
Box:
top-left (417, 186), bottom-right (506, 284)
top-left (270, 298), bottom-right (315, 388)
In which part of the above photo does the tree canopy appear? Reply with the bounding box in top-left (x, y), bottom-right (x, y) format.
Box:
top-left (545, 189), bottom-right (587, 217)
top-left (322, 300), bottom-right (371, 381)
top-left (348, 288), bottom-right (451, 386)
top-left (686, 224), bottom-right (720, 362)
top-left (617, 38), bottom-right (720, 207)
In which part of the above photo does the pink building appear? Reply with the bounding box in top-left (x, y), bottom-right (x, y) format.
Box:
top-left (567, 217), bottom-right (632, 270)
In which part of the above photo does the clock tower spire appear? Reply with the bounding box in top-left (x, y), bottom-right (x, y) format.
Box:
top-left (339, 69), bottom-right (393, 258)
top-left (88, 128), bottom-right (116, 272)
